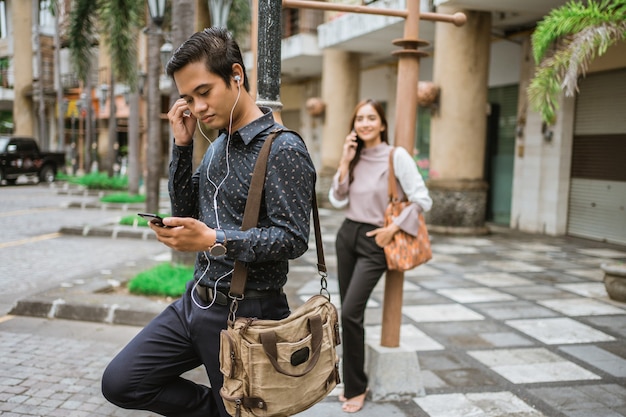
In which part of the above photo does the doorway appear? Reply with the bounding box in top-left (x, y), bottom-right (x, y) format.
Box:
top-left (485, 85), bottom-right (518, 225)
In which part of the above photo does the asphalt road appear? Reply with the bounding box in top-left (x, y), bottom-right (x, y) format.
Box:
top-left (0, 181), bottom-right (166, 316)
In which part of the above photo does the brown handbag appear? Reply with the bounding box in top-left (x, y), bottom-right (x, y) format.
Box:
top-left (383, 148), bottom-right (432, 271)
top-left (219, 129), bottom-right (341, 417)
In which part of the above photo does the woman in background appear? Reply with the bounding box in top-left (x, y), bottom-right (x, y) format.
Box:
top-left (328, 99), bottom-right (432, 413)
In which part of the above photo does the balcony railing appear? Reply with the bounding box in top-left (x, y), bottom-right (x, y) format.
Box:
top-left (282, 7), bottom-right (324, 38)
top-left (0, 69), bottom-right (11, 88)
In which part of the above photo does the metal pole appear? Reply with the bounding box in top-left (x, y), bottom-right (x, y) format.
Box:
top-left (380, 0), bottom-right (429, 348)
top-left (282, 0), bottom-right (466, 26)
top-left (256, 0), bottom-right (283, 122)
top-left (250, 0), bottom-right (259, 99)
top-left (146, 21), bottom-right (162, 214)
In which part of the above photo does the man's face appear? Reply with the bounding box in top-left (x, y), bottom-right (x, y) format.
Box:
top-left (174, 61), bottom-right (236, 131)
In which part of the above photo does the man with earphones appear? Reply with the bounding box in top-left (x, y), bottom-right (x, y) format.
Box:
top-left (101, 27), bottom-right (316, 417)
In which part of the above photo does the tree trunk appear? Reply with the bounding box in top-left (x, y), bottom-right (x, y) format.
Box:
top-left (170, 0), bottom-right (197, 267)
top-left (54, 5), bottom-right (64, 152)
top-left (84, 74), bottom-right (94, 171)
top-left (107, 72), bottom-right (117, 176)
top-left (127, 89), bottom-right (141, 194)
top-left (33, 0), bottom-right (47, 149)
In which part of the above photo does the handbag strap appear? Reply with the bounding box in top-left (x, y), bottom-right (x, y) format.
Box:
top-left (229, 128), bottom-right (327, 305)
top-left (388, 147), bottom-right (400, 202)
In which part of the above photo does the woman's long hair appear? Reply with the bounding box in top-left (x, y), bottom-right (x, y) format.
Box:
top-left (348, 99), bottom-right (388, 183)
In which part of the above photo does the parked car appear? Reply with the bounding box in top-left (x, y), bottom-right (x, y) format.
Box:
top-left (0, 136), bottom-right (65, 185)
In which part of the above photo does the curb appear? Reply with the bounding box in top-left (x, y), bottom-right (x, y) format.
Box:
top-left (8, 254), bottom-right (170, 327)
top-left (60, 224), bottom-right (159, 240)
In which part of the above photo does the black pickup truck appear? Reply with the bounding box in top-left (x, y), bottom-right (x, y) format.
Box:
top-left (0, 136), bottom-right (65, 185)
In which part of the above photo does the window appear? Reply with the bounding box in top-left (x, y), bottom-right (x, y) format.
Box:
top-left (39, 0), bottom-right (54, 32)
top-left (0, 1), bottom-right (7, 39)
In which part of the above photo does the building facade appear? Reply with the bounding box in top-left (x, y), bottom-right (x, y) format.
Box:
top-left (3, 0), bottom-right (625, 245)
top-left (277, 0), bottom-right (626, 245)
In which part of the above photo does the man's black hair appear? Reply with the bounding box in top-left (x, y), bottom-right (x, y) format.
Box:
top-left (166, 27), bottom-right (249, 91)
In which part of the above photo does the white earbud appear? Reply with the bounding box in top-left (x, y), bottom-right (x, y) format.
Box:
top-left (234, 75), bottom-right (241, 83)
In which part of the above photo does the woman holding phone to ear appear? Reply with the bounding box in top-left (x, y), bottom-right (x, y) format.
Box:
top-left (329, 99), bottom-right (432, 413)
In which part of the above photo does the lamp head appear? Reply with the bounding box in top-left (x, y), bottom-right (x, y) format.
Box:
top-left (147, 0), bottom-right (167, 28)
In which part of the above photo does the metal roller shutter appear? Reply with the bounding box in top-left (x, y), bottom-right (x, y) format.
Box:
top-left (568, 69), bottom-right (626, 245)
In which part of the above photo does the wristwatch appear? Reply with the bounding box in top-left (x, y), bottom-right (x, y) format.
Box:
top-left (209, 229), bottom-right (227, 256)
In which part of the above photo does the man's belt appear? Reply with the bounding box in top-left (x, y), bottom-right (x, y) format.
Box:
top-left (195, 284), bottom-right (283, 306)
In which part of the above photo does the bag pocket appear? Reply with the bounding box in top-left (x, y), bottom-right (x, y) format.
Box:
top-left (245, 320), bottom-right (338, 416)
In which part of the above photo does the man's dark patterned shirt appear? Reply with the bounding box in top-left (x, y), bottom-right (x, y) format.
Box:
top-left (168, 107), bottom-right (316, 291)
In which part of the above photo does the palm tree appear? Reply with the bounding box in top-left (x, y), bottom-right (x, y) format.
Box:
top-left (528, 0), bottom-right (626, 125)
top-left (68, 0), bottom-right (143, 177)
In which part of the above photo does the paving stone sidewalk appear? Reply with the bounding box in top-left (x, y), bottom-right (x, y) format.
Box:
top-left (2, 195), bottom-right (626, 416)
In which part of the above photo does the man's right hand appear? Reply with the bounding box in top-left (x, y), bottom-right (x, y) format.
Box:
top-left (168, 98), bottom-right (197, 146)
top-left (149, 217), bottom-right (216, 252)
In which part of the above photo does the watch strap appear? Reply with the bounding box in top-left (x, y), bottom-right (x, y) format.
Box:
top-left (215, 229), bottom-right (226, 245)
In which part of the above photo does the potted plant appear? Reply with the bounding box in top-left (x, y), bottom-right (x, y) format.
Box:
top-left (601, 262), bottom-right (626, 302)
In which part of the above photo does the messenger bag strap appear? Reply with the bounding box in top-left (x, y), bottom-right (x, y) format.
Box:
top-left (230, 129), bottom-right (326, 300)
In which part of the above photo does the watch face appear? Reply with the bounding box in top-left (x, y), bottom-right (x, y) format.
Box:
top-left (210, 244), bottom-right (227, 257)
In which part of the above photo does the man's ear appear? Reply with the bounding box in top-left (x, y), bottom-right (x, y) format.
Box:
top-left (231, 63), bottom-right (244, 85)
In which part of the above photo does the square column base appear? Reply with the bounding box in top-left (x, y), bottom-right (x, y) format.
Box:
top-left (365, 341), bottom-right (425, 401)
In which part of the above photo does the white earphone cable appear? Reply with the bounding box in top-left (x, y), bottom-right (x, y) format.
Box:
top-left (193, 77), bottom-right (242, 310)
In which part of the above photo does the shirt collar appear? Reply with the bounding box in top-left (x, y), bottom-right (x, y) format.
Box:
top-left (218, 106), bottom-right (275, 146)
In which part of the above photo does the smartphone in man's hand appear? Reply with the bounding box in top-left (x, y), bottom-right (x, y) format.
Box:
top-left (138, 212), bottom-right (169, 228)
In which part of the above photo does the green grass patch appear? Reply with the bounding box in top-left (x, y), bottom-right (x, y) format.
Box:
top-left (63, 172), bottom-right (129, 190)
top-left (100, 193), bottom-right (146, 204)
top-left (127, 262), bottom-right (193, 297)
top-left (56, 172), bottom-right (72, 181)
top-left (119, 213), bottom-right (170, 227)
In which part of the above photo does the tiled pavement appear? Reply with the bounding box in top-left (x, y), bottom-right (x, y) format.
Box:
top-left (296, 210), bottom-right (626, 417)
top-left (1, 202), bottom-right (626, 416)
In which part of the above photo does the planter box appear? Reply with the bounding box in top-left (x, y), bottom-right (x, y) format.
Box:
top-left (601, 263), bottom-right (626, 302)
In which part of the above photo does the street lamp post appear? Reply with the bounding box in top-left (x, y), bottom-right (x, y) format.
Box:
top-left (78, 92), bottom-right (88, 174)
top-left (146, 0), bottom-right (167, 214)
top-left (256, 0), bottom-right (283, 121)
top-left (160, 41), bottom-right (173, 71)
top-left (99, 84), bottom-right (109, 111)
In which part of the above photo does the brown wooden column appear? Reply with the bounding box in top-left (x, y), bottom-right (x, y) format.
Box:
top-left (381, 0), bottom-right (429, 348)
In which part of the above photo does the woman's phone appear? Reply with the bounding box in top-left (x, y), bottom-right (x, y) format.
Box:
top-left (138, 212), bottom-right (168, 228)
top-left (352, 130), bottom-right (364, 151)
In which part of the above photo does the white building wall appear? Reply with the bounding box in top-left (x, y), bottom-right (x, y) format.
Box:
top-left (488, 40), bottom-right (521, 87)
top-left (511, 78), bottom-right (575, 235)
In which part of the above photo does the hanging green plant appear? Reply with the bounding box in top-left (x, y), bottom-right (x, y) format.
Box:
top-left (528, 0), bottom-right (626, 124)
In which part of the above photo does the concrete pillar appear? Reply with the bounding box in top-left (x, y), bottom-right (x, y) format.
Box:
top-left (13, 0), bottom-right (35, 136)
top-left (428, 7), bottom-right (491, 234)
top-left (319, 49), bottom-right (360, 196)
